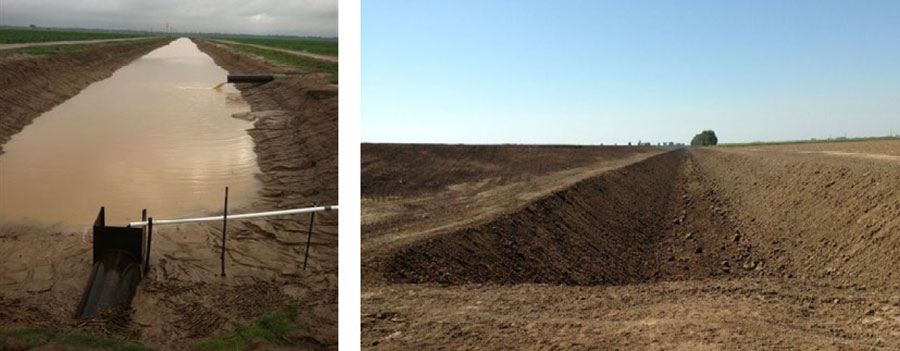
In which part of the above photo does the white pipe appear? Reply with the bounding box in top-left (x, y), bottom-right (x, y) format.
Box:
top-left (128, 205), bottom-right (337, 228)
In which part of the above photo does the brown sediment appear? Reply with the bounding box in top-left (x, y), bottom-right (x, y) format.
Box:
top-left (0, 38), bottom-right (337, 350)
top-left (0, 38), bottom-right (173, 154)
top-left (362, 141), bottom-right (900, 350)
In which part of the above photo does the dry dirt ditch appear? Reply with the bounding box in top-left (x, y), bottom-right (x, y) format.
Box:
top-left (380, 149), bottom-right (753, 286)
top-left (363, 143), bottom-right (900, 350)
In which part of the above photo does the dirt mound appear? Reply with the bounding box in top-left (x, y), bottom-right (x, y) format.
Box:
top-left (383, 149), bottom-right (750, 285)
top-left (362, 144), bottom-right (656, 197)
top-left (693, 147), bottom-right (900, 287)
top-left (0, 38), bottom-right (172, 154)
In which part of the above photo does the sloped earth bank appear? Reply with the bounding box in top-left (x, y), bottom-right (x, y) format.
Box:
top-left (0, 39), bottom-right (338, 350)
top-left (0, 38), bottom-right (173, 154)
top-left (362, 142), bottom-right (900, 350)
top-left (361, 145), bottom-right (667, 277)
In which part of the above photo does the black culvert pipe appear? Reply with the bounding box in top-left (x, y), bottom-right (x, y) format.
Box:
top-left (75, 250), bottom-right (141, 319)
top-left (227, 74), bottom-right (274, 83)
top-left (76, 207), bottom-right (145, 319)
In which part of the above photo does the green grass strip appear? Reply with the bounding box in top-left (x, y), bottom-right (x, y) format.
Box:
top-left (228, 43), bottom-right (338, 84)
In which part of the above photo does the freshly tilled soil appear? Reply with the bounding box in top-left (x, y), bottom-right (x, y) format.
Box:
top-left (362, 141), bottom-right (900, 350)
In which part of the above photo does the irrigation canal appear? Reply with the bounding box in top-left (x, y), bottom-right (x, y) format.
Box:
top-left (0, 38), bottom-right (261, 225)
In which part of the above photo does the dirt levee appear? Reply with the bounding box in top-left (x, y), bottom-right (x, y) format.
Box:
top-left (0, 38), bottom-right (172, 153)
top-left (693, 147), bottom-right (900, 287)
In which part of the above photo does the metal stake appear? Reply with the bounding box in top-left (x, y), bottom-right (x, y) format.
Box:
top-left (221, 186), bottom-right (229, 277)
top-left (141, 209), bottom-right (147, 274)
top-left (303, 203), bottom-right (316, 270)
top-left (145, 217), bottom-right (153, 275)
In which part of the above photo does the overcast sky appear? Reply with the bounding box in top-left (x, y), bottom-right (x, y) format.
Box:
top-left (0, 0), bottom-right (337, 37)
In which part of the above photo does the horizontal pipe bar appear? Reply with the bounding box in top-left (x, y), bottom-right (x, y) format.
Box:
top-left (128, 205), bottom-right (337, 228)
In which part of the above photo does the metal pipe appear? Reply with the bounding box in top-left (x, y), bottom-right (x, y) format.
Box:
top-left (144, 217), bottom-right (152, 275)
top-left (221, 187), bottom-right (228, 277)
top-left (303, 204), bottom-right (316, 270)
top-left (140, 209), bottom-right (147, 275)
top-left (127, 205), bottom-right (337, 228)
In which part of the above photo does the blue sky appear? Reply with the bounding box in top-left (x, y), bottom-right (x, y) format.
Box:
top-left (362, 1), bottom-right (900, 144)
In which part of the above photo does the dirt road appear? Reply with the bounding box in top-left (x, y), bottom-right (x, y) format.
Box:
top-left (209, 39), bottom-right (339, 63)
top-left (0, 37), bottom-right (153, 51)
top-left (362, 141), bottom-right (900, 350)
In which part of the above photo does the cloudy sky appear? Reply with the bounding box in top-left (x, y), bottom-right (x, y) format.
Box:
top-left (0, 0), bottom-right (337, 37)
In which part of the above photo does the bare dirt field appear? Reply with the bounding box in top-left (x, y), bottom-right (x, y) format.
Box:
top-left (362, 141), bottom-right (900, 350)
top-left (0, 39), bottom-right (337, 350)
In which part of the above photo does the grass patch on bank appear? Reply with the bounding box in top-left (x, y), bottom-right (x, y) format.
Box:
top-left (0, 328), bottom-right (55, 348)
top-left (218, 37), bottom-right (337, 56)
top-left (720, 135), bottom-right (900, 147)
top-left (193, 304), bottom-right (309, 351)
top-left (0, 328), bottom-right (152, 350)
top-left (228, 43), bottom-right (338, 84)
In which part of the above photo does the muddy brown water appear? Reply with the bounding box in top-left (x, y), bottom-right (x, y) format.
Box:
top-left (0, 38), bottom-right (261, 226)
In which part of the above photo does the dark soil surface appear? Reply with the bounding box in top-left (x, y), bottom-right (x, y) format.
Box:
top-left (362, 144), bottom-right (658, 197)
top-left (362, 141), bottom-right (900, 350)
top-left (0, 38), bottom-right (172, 154)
